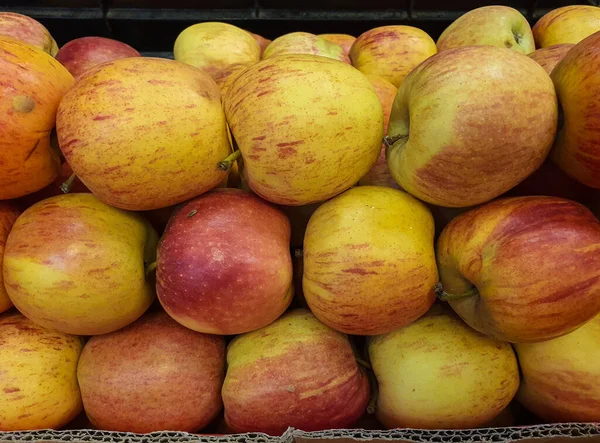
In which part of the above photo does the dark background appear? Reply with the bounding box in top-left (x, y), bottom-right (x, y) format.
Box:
top-left (0, 0), bottom-right (597, 55)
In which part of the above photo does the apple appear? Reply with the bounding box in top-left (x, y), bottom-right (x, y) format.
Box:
top-left (551, 31), bottom-right (600, 188)
top-left (533, 5), bottom-right (600, 47)
top-left (0, 203), bottom-right (20, 314)
top-left (350, 26), bottom-right (437, 88)
top-left (263, 32), bottom-right (350, 64)
top-left (358, 75), bottom-right (399, 189)
top-left (515, 312), bottom-right (600, 422)
top-left (319, 33), bottom-right (355, 55)
top-left (174, 22), bottom-right (260, 78)
top-left (386, 45), bottom-right (557, 207)
top-left (56, 57), bottom-right (231, 211)
top-left (3, 193), bottom-right (158, 335)
top-left (0, 12), bottom-right (57, 55)
top-left (436, 196), bottom-right (600, 343)
top-left (303, 186), bottom-right (437, 335)
top-left (222, 309), bottom-right (370, 435)
top-left (248, 31), bottom-right (271, 55)
top-left (56, 37), bottom-right (140, 79)
top-left (157, 189), bottom-right (293, 335)
top-left (213, 62), bottom-right (251, 97)
top-left (77, 310), bottom-right (226, 433)
top-left (0, 312), bottom-right (83, 431)
top-left (437, 6), bottom-right (535, 54)
top-left (368, 305), bottom-right (519, 429)
top-left (224, 54), bottom-right (383, 206)
top-left (0, 37), bottom-right (73, 200)
top-left (528, 44), bottom-right (574, 74)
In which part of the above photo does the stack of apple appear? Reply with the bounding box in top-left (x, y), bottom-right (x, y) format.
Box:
top-left (1, 2), bottom-right (600, 435)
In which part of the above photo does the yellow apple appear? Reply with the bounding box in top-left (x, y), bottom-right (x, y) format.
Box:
top-left (224, 54), bottom-right (383, 206)
top-left (515, 313), bottom-right (600, 422)
top-left (0, 312), bottom-right (83, 431)
top-left (437, 6), bottom-right (534, 54)
top-left (368, 306), bottom-right (519, 429)
top-left (0, 12), bottom-right (57, 56)
top-left (551, 31), bottom-right (600, 188)
top-left (214, 62), bottom-right (252, 97)
top-left (318, 33), bottom-right (355, 54)
top-left (528, 44), bottom-right (574, 74)
top-left (304, 186), bottom-right (437, 335)
top-left (174, 22), bottom-right (260, 78)
top-left (387, 45), bottom-right (557, 207)
top-left (56, 57), bottom-right (231, 211)
top-left (263, 32), bottom-right (350, 64)
top-left (533, 5), bottom-right (600, 47)
top-left (350, 26), bottom-right (437, 87)
top-left (0, 202), bottom-right (19, 314)
top-left (3, 193), bottom-right (158, 335)
top-left (248, 31), bottom-right (271, 56)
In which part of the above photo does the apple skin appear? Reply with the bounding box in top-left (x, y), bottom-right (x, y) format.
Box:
top-left (303, 186), bottom-right (438, 335)
top-left (436, 196), bottom-right (600, 343)
top-left (515, 312), bottom-right (600, 422)
top-left (318, 33), bottom-right (355, 55)
top-left (213, 62), bottom-right (252, 97)
top-left (528, 44), bottom-right (574, 74)
top-left (0, 312), bottom-right (83, 431)
top-left (56, 37), bottom-right (140, 79)
top-left (0, 203), bottom-right (20, 314)
top-left (174, 22), bottom-right (260, 78)
top-left (387, 45), bottom-right (557, 207)
top-left (224, 54), bottom-right (383, 206)
top-left (0, 12), bottom-right (57, 55)
top-left (358, 75), bottom-right (400, 189)
top-left (56, 57), bottom-right (231, 211)
top-left (222, 309), bottom-right (370, 435)
top-left (350, 26), bottom-right (437, 88)
top-left (248, 32), bottom-right (271, 55)
top-left (368, 305), bottom-right (519, 429)
top-left (550, 31), bottom-right (600, 188)
top-left (3, 193), bottom-right (158, 336)
top-left (263, 32), bottom-right (351, 64)
top-left (157, 189), bottom-right (293, 335)
top-left (0, 37), bottom-right (73, 200)
top-left (77, 310), bottom-right (226, 433)
top-left (437, 6), bottom-right (535, 54)
top-left (533, 5), bottom-right (600, 47)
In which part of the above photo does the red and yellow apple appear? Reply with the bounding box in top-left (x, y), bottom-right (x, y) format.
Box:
top-left (551, 31), bottom-right (600, 188)
top-left (437, 6), bottom-right (535, 53)
top-left (174, 22), bottom-right (260, 78)
top-left (358, 74), bottom-right (399, 189)
top-left (222, 309), bottom-right (370, 435)
top-left (263, 32), bottom-right (350, 64)
top-left (319, 33), bottom-right (355, 54)
top-left (3, 193), bottom-right (158, 335)
top-left (436, 196), bottom-right (600, 343)
top-left (304, 186), bottom-right (437, 335)
top-left (387, 46), bottom-right (557, 207)
top-left (0, 203), bottom-right (20, 313)
top-left (533, 5), bottom-right (600, 47)
top-left (157, 189), bottom-right (293, 335)
top-left (528, 44), bottom-right (573, 74)
top-left (213, 62), bottom-right (251, 97)
top-left (56, 37), bottom-right (140, 78)
top-left (56, 57), bottom-right (231, 211)
top-left (224, 54), bottom-right (383, 206)
top-left (515, 312), bottom-right (600, 422)
top-left (350, 26), bottom-right (437, 87)
top-left (0, 312), bottom-right (83, 431)
top-left (368, 306), bottom-right (519, 429)
top-left (0, 12), bottom-right (57, 55)
top-left (77, 311), bottom-right (225, 433)
top-left (0, 36), bottom-right (73, 200)
top-left (248, 31), bottom-right (271, 55)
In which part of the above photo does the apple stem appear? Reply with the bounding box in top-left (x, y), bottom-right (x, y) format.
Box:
top-left (60, 173), bottom-right (77, 194)
top-left (434, 282), bottom-right (478, 301)
top-left (218, 150), bottom-right (242, 171)
top-left (145, 261), bottom-right (157, 277)
top-left (383, 133), bottom-right (408, 149)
